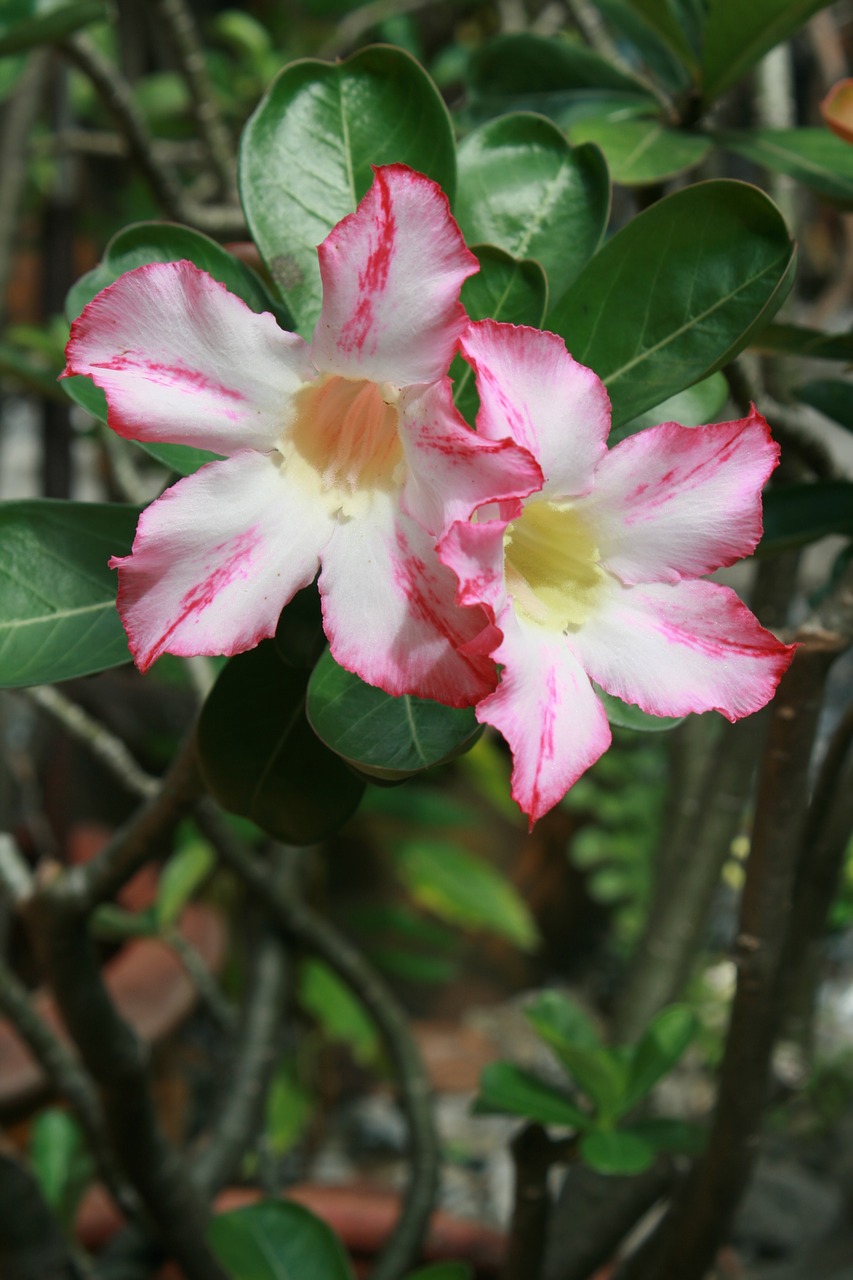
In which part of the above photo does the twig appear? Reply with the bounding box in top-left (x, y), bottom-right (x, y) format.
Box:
top-left (725, 361), bottom-right (844, 481)
top-left (24, 685), bottom-right (158, 801)
top-left (0, 52), bottom-right (49, 316)
top-left (0, 952), bottom-right (138, 1220)
top-left (164, 928), bottom-right (236, 1032)
top-left (196, 804), bottom-right (440, 1280)
top-left (0, 1145), bottom-right (83, 1280)
top-left (156, 0), bottom-right (235, 199)
top-left (0, 833), bottom-right (35, 906)
top-left (44, 128), bottom-right (206, 163)
top-left (503, 1125), bottom-right (577, 1280)
top-left (318, 0), bottom-right (439, 57)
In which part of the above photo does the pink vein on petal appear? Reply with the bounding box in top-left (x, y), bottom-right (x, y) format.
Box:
top-left (338, 173), bottom-right (396, 358)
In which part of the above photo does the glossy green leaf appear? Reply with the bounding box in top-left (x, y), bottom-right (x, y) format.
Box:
top-left (759, 482), bottom-right (853, 553)
top-left (240, 45), bottom-right (456, 334)
top-left (611, 371), bottom-right (729, 443)
top-left (306, 647), bottom-right (482, 782)
top-left (209, 1200), bottom-right (355, 1280)
top-left (474, 1062), bottom-right (587, 1128)
top-left (795, 379), bottom-right (853, 431)
top-left (0, 0), bottom-right (104, 54)
top-left (595, 0), bottom-right (693, 89)
top-left (298, 958), bottom-right (381, 1067)
top-left (595, 688), bottom-right (685, 732)
top-left (549, 181), bottom-right (796, 426)
top-left (453, 245), bottom-right (548, 425)
top-left (455, 114), bottom-right (609, 303)
top-left (624, 0), bottom-right (700, 68)
top-left (568, 118), bottom-right (711, 186)
top-left (524, 994), bottom-right (626, 1121)
top-left (623, 1005), bottom-right (697, 1110)
top-left (468, 33), bottom-right (656, 101)
top-left (29, 1110), bottom-right (93, 1232)
top-left (751, 323), bottom-right (853, 361)
top-left (716, 128), bottom-right (853, 206)
top-left (701, 0), bottom-right (836, 106)
top-left (197, 639), bottom-right (364, 845)
top-left (579, 1129), bottom-right (655, 1175)
top-left (393, 839), bottom-right (539, 950)
top-left (0, 500), bottom-right (136, 687)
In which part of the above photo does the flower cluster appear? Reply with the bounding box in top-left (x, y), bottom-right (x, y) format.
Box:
top-left (65, 165), bottom-right (794, 821)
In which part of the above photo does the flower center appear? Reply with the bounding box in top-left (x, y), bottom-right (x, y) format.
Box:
top-left (504, 499), bottom-right (605, 631)
top-left (286, 375), bottom-right (403, 516)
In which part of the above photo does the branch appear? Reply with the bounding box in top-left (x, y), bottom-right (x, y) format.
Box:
top-left (196, 804), bottom-right (440, 1280)
top-left (0, 1144), bottom-right (82, 1280)
top-left (0, 52), bottom-right (49, 317)
top-left (503, 1125), bottom-right (576, 1280)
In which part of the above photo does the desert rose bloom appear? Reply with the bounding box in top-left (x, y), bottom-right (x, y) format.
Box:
top-left (64, 166), bottom-right (541, 706)
top-left (439, 320), bottom-right (795, 822)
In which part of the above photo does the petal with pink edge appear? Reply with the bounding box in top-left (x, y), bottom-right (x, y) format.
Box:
top-left (111, 450), bottom-right (334, 672)
top-left (311, 165), bottom-right (478, 387)
top-left (477, 609), bottom-right (612, 823)
top-left (460, 321), bottom-right (610, 499)
top-left (438, 515), bottom-right (509, 620)
top-left (570, 577), bottom-right (795, 721)
top-left (65, 261), bottom-right (313, 455)
top-left (584, 409), bottom-right (779, 584)
top-left (317, 496), bottom-right (497, 708)
top-left (399, 379), bottom-right (543, 538)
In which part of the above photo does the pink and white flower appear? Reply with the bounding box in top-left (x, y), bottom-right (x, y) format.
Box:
top-left (64, 166), bottom-right (541, 705)
top-left (439, 320), bottom-right (795, 822)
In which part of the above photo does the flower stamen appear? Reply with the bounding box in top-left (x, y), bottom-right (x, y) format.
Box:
top-left (504, 499), bottom-right (605, 631)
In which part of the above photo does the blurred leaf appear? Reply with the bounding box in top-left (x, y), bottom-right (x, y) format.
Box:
top-left (90, 903), bottom-right (157, 940)
top-left (0, 500), bottom-right (135, 687)
top-left (524, 991), bottom-right (601, 1053)
top-left (610, 371), bottom-right (729, 442)
top-left (795, 379), bottom-right (853, 431)
top-left (370, 947), bottom-right (458, 985)
top-left (393, 839), bottom-right (539, 949)
top-left (759, 483), bottom-right (853, 552)
top-left (549, 181), bottom-right (796, 426)
top-left (307, 647), bottom-right (483, 782)
top-left (595, 688), bottom-right (685, 732)
top-left (524, 993), bottom-right (626, 1120)
top-left (751, 322), bottom-right (853, 361)
top-left (821, 78), bottom-right (853, 145)
top-left (0, 0), bottom-right (105, 54)
top-left (298, 958), bottom-right (381, 1067)
top-left (623, 1005), bottom-right (698, 1109)
top-left (265, 1059), bottom-right (315, 1155)
top-left (209, 1200), bottom-right (355, 1280)
top-left (701, 0), bottom-right (836, 106)
top-left (716, 128), bottom-right (853, 206)
top-left (579, 1128), bottom-right (655, 1174)
top-left (197, 639), bottom-right (364, 845)
top-left (474, 1061), bottom-right (587, 1128)
top-left (156, 829), bottom-right (215, 928)
top-left (627, 1117), bottom-right (706, 1155)
top-left (568, 118), bottom-right (711, 186)
top-left (456, 114), bottom-right (609, 303)
top-left (240, 46), bottom-right (456, 334)
top-left (468, 33), bottom-right (656, 101)
top-left (406, 1266), bottom-right (472, 1280)
top-left (29, 1109), bottom-right (93, 1231)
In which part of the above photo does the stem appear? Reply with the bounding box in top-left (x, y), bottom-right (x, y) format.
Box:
top-left (0, 53), bottom-right (49, 317)
top-left (196, 805), bottom-right (440, 1280)
top-left (0, 1146), bottom-right (81, 1280)
top-left (502, 1125), bottom-right (574, 1280)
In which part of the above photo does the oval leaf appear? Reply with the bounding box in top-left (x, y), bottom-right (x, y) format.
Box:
top-left (197, 639), bottom-right (365, 845)
top-left (701, 0), bottom-right (837, 106)
top-left (240, 45), bottom-right (456, 334)
top-left (568, 118), bottom-right (711, 186)
top-left (579, 1129), bottom-right (655, 1175)
top-left (455, 114), bottom-right (609, 303)
top-left (549, 180), bottom-right (796, 426)
top-left (209, 1200), bottom-right (355, 1280)
top-left (0, 500), bottom-right (136, 688)
top-left (468, 32), bottom-right (656, 101)
top-left (306, 648), bottom-right (482, 782)
top-left (623, 1005), bottom-right (698, 1110)
top-left (474, 1062), bottom-right (588, 1129)
top-left (595, 688), bottom-right (685, 732)
top-left (716, 128), bottom-right (853, 206)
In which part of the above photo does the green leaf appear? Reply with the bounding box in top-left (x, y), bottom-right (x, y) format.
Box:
top-left (455, 114), bottom-right (609, 303)
top-left (197, 639), bottom-right (365, 845)
top-left (392, 839), bottom-right (539, 950)
top-left (751, 322), bottom-right (853, 361)
top-left (795, 379), bottom-right (853, 431)
top-left (567, 118), bottom-right (711, 186)
top-left (549, 181), bottom-right (796, 427)
top-left (627, 1117), bottom-right (706, 1155)
top-left (156, 828), bottom-right (215, 928)
top-left (610, 371), bottom-right (729, 442)
top-left (701, 0), bottom-right (836, 106)
top-left (298, 958), bottom-right (381, 1067)
top-left (306, 647), bottom-right (483, 782)
top-left (208, 1200), bottom-right (356, 1280)
top-left (468, 33), bottom-right (657, 101)
top-left (90, 903), bottom-right (157, 940)
top-left (474, 1061), bottom-right (588, 1128)
top-left (623, 0), bottom-right (701, 68)
top-left (623, 1005), bottom-right (697, 1110)
top-left (524, 993), bottom-right (626, 1121)
top-left (715, 128), bottom-right (853, 206)
top-left (579, 1128), bottom-right (655, 1175)
top-left (0, 0), bottom-right (105, 54)
top-left (595, 0), bottom-right (694, 90)
top-left (265, 1059), bottom-right (315, 1156)
top-left (29, 1109), bottom-right (93, 1232)
top-left (759, 482), bottom-right (853, 553)
top-left (595, 688), bottom-right (685, 732)
top-left (240, 45), bottom-right (456, 334)
top-left (0, 500), bottom-right (136, 688)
